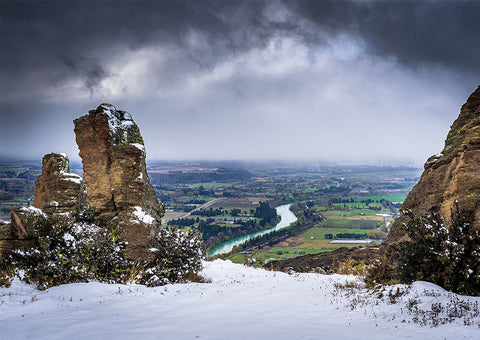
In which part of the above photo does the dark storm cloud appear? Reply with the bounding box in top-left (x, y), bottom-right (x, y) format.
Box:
top-left (2, 0), bottom-right (478, 100)
top-left (285, 0), bottom-right (480, 74)
top-left (1, 1), bottom-right (479, 163)
top-left (59, 54), bottom-right (110, 94)
top-left (1, 0), bottom-right (277, 93)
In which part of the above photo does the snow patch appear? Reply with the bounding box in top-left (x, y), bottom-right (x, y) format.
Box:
top-left (19, 206), bottom-right (47, 218)
top-left (60, 171), bottom-right (83, 184)
top-left (99, 104), bottom-right (137, 137)
top-left (0, 260), bottom-right (479, 339)
top-left (131, 143), bottom-right (145, 152)
top-left (132, 206), bottom-right (155, 224)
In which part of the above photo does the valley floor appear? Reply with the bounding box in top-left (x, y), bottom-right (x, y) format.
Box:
top-left (1, 260), bottom-right (479, 339)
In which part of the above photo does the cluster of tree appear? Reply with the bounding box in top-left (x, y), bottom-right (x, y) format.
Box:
top-left (186, 198), bottom-right (207, 205)
top-left (197, 186), bottom-right (215, 196)
top-left (237, 218), bottom-right (305, 250)
top-left (191, 208), bottom-right (224, 217)
top-left (254, 201), bottom-right (278, 225)
top-left (198, 219), bottom-right (262, 250)
top-left (367, 205), bottom-right (480, 296)
top-left (364, 206), bottom-right (381, 211)
top-left (325, 233), bottom-right (368, 240)
top-left (237, 204), bottom-right (326, 251)
top-left (330, 198), bottom-right (355, 204)
top-left (366, 230), bottom-right (387, 239)
top-left (222, 191), bottom-right (239, 198)
top-left (167, 217), bottom-right (196, 227)
top-left (290, 202), bottom-right (323, 223)
top-left (317, 185), bottom-right (351, 194)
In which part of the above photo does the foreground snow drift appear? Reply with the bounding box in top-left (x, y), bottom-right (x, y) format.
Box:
top-left (1, 260), bottom-right (479, 339)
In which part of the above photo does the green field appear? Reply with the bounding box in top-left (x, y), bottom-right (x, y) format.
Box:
top-left (353, 195), bottom-right (407, 203)
top-left (225, 203), bottom-right (393, 265)
top-left (227, 247), bottom-right (331, 265)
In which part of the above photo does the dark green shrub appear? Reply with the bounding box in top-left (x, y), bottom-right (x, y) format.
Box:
top-left (0, 217), bottom-right (203, 289)
top-left (138, 227), bottom-right (203, 286)
top-left (367, 205), bottom-right (480, 296)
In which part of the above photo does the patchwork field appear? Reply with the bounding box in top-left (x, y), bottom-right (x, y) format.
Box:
top-left (228, 202), bottom-right (395, 265)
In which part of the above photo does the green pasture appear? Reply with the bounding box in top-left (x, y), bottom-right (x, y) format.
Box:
top-left (353, 195), bottom-right (407, 203)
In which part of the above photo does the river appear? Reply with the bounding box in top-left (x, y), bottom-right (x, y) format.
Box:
top-left (208, 204), bottom-right (298, 257)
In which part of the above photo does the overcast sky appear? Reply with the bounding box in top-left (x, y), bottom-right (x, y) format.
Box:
top-left (1, 0), bottom-right (479, 165)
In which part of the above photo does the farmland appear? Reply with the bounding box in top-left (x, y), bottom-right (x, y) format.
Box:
top-left (0, 159), bottom-right (421, 265)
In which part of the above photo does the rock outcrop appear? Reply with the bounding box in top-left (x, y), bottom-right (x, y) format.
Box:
top-left (387, 86), bottom-right (480, 243)
top-left (74, 104), bottom-right (163, 220)
top-left (33, 153), bottom-right (88, 217)
top-left (74, 104), bottom-right (164, 259)
top-left (6, 153), bottom-right (87, 243)
top-left (2, 104), bottom-right (164, 261)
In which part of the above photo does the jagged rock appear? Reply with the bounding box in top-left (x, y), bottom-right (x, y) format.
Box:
top-left (33, 153), bottom-right (88, 217)
top-left (387, 86), bottom-right (480, 243)
top-left (74, 104), bottom-right (164, 259)
top-left (10, 206), bottom-right (50, 239)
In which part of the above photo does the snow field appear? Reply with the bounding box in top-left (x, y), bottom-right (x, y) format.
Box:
top-left (1, 260), bottom-right (479, 339)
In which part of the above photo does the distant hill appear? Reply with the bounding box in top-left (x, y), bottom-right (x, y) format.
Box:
top-left (148, 167), bottom-right (252, 184)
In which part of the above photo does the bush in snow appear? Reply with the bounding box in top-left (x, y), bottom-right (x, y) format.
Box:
top-left (137, 227), bottom-right (203, 286)
top-left (0, 216), bottom-right (130, 289)
top-left (0, 217), bottom-right (203, 289)
top-left (367, 204), bottom-right (480, 296)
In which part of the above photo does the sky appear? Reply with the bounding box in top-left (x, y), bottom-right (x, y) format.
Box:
top-left (1, 0), bottom-right (479, 165)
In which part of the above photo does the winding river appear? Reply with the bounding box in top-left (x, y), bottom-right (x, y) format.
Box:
top-left (208, 204), bottom-right (298, 257)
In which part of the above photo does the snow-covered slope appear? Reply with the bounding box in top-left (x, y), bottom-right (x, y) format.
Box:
top-left (1, 260), bottom-right (479, 339)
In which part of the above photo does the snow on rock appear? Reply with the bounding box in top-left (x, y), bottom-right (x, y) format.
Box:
top-left (130, 143), bottom-right (146, 152)
top-left (60, 171), bottom-right (84, 184)
top-left (19, 206), bottom-right (47, 218)
top-left (0, 260), bottom-right (479, 340)
top-left (132, 206), bottom-right (155, 224)
top-left (99, 103), bottom-right (136, 136)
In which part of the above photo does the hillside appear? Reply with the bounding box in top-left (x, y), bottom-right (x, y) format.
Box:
top-left (1, 260), bottom-right (479, 339)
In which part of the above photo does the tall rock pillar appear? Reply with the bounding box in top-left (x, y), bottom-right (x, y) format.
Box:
top-left (74, 104), bottom-right (164, 259)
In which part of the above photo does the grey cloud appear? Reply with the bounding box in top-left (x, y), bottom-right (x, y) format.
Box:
top-left (59, 54), bottom-right (110, 94)
top-left (284, 0), bottom-right (480, 74)
top-left (1, 1), bottom-right (479, 164)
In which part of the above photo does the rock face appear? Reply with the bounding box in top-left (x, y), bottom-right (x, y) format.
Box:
top-left (74, 104), bottom-right (164, 259)
top-left (33, 153), bottom-right (88, 217)
top-left (387, 86), bottom-right (480, 243)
